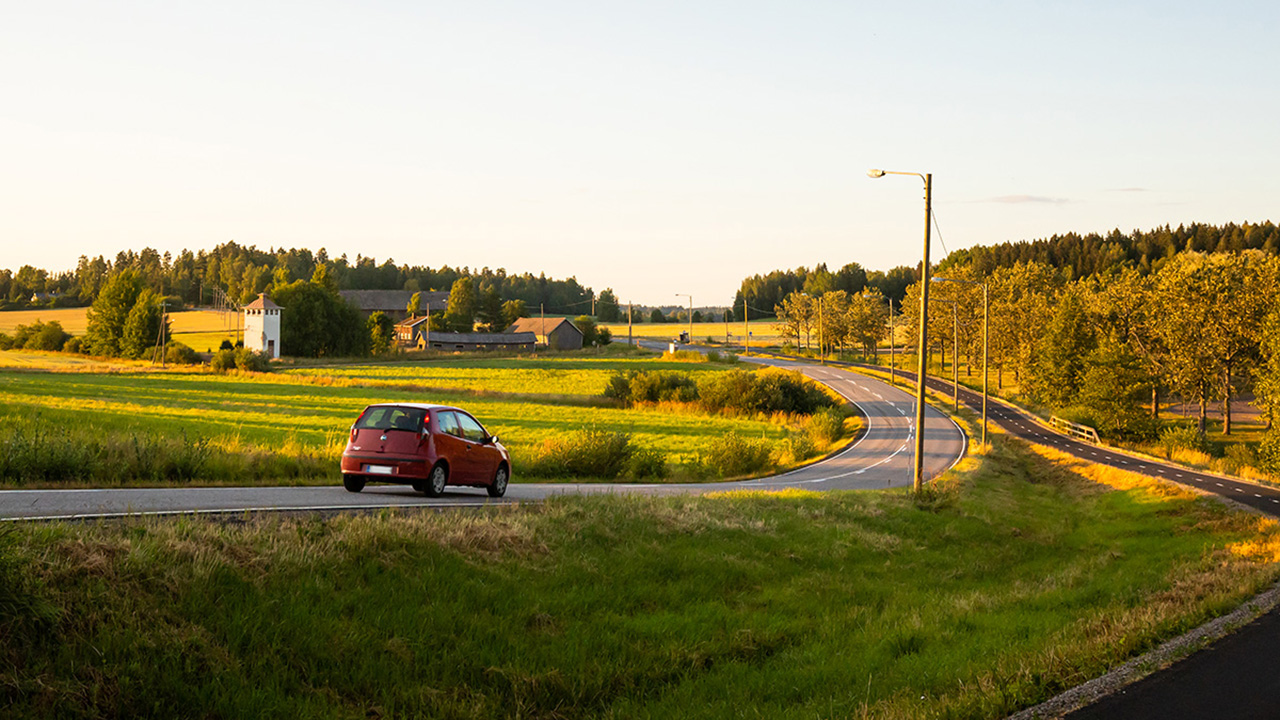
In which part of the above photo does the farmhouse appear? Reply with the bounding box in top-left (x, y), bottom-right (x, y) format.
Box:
top-left (419, 331), bottom-right (536, 352)
top-left (506, 317), bottom-right (584, 350)
top-left (394, 316), bottom-right (432, 346)
top-left (339, 290), bottom-right (449, 321)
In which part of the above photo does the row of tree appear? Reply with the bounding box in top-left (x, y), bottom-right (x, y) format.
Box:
top-left (890, 251), bottom-right (1280, 442)
top-left (0, 242), bottom-right (599, 312)
top-left (735, 262), bottom-right (915, 319)
top-left (773, 291), bottom-right (891, 359)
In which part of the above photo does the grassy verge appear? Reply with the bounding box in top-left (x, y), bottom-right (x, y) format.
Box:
top-left (3, 436), bottom-right (1278, 719)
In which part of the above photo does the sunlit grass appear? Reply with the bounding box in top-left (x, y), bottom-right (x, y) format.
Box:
top-left (2, 435), bottom-right (1276, 718)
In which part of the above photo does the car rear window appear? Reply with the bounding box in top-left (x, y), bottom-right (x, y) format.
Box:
top-left (355, 406), bottom-right (426, 432)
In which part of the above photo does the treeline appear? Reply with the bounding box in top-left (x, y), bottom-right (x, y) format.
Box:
top-left (0, 242), bottom-right (597, 312)
top-left (941, 221), bottom-right (1280, 280)
top-left (894, 251), bottom-right (1280, 452)
top-left (734, 262), bottom-right (915, 318)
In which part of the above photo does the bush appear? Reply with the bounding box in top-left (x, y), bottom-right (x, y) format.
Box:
top-left (661, 349), bottom-right (707, 363)
top-left (699, 367), bottom-right (834, 415)
top-left (701, 432), bottom-right (774, 478)
top-left (604, 371), bottom-right (698, 404)
top-left (210, 349), bottom-right (237, 372)
top-left (628, 447), bottom-right (668, 479)
top-left (1159, 425), bottom-right (1207, 457)
top-left (774, 430), bottom-right (817, 465)
top-left (1223, 443), bottom-right (1257, 475)
top-left (219, 339), bottom-right (235, 351)
top-left (234, 348), bottom-right (271, 372)
top-left (62, 336), bottom-right (83, 354)
top-left (0, 333), bottom-right (11, 350)
top-left (805, 407), bottom-right (845, 445)
top-left (523, 428), bottom-right (635, 479)
top-left (164, 342), bottom-right (200, 365)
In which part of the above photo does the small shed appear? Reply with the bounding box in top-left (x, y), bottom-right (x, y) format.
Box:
top-left (420, 331), bottom-right (537, 352)
top-left (242, 293), bottom-right (281, 358)
top-left (506, 317), bottom-right (584, 350)
top-left (394, 316), bottom-right (433, 346)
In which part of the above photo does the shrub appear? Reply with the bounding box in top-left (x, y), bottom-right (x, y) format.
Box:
top-left (628, 447), bottom-right (668, 479)
top-left (219, 339), bottom-right (235, 351)
top-left (523, 428), bottom-right (635, 479)
top-left (661, 349), bottom-right (707, 363)
top-left (699, 367), bottom-right (834, 415)
top-left (234, 348), bottom-right (272, 372)
top-left (604, 370), bottom-right (698, 404)
top-left (1222, 443), bottom-right (1257, 475)
top-left (62, 336), bottom-right (83, 354)
top-left (211, 349), bottom-right (237, 372)
top-left (805, 407), bottom-right (845, 445)
top-left (774, 430), bottom-right (817, 465)
top-left (164, 342), bottom-right (200, 365)
top-left (702, 432), bottom-right (774, 478)
top-left (0, 333), bottom-right (11, 350)
top-left (1159, 425), bottom-right (1207, 457)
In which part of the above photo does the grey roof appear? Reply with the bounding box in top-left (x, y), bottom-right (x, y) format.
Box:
top-left (339, 290), bottom-right (449, 312)
top-left (506, 317), bottom-right (583, 337)
top-left (424, 331), bottom-right (537, 345)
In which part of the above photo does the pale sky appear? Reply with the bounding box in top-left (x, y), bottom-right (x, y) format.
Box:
top-left (3, 1), bottom-right (1277, 305)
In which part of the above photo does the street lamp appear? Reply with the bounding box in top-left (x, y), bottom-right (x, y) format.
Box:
top-left (675, 293), bottom-right (692, 344)
top-left (933, 276), bottom-right (988, 447)
top-left (868, 168), bottom-right (932, 494)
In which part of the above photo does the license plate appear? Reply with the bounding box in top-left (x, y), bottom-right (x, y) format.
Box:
top-left (364, 464), bottom-right (394, 475)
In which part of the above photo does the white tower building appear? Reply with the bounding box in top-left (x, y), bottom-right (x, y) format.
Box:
top-left (242, 293), bottom-right (281, 359)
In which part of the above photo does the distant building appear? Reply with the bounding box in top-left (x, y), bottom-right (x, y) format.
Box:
top-left (339, 290), bottom-right (449, 321)
top-left (419, 331), bottom-right (537, 352)
top-left (242, 293), bottom-right (281, 359)
top-left (506, 317), bottom-right (584, 350)
top-left (394, 316), bottom-right (433, 347)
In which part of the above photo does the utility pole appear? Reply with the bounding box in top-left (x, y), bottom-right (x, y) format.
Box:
top-left (868, 168), bottom-right (932, 494)
top-left (540, 303), bottom-right (546, 350)
top-left (742, 297), bottom-right (749, 356)
top-left (818, 295), bottom-right (825, 365)
top-left (628, 302), bottom-right (633, 346)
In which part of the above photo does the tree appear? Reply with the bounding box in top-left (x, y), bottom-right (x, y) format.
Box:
top-left (446, 277), bottom-right (477, 332)
top-left (407, 291), bottom-right (422, 319)
top-left (273, 279), bottom-right (368, 357)
top-left (368, 311), bottom-right (395, 355)
top-left (649, 308), bottom-right (666, 323)
top-left (502, 299), bottom-right (528, 328)
top-left (84, 270), bottom-right (146, 357)
top-left (847, 291), bottom-right (889, 359)
top-left (1026, 286), bottom-right (1095, 408)
top-left (477, 286), bottom-right (505, 332)
top-left (597, 289), bottom-right (620, 322)
top-left (574, 315), bottom-right (599, 346)
top-left (692, 310), bottom-right (703, 323)
top-left (120, 289), bottom-right (168, 359)
top-left (724, 307), bottom-right (735, 323)
top-left (1078, 337), bottom-right (1156, 440)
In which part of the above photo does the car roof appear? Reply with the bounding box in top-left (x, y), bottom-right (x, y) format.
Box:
top-left (362, 402), bottom-right (455, 412)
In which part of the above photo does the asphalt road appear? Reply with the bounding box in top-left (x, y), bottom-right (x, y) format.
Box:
top-left (0, 356), bottom-right (966, 521)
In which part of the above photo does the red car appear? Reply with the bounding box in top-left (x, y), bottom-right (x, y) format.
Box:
top-left (340, 403), bottom-right (511, 498)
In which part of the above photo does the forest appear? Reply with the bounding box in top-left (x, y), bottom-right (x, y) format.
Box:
top-left (0, 242), bottom-right (596, 315)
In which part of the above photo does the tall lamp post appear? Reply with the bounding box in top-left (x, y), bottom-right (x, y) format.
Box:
top-left (933, 276), bottom-right (988, 447)
top-left (675, 293), bottom-right (693, 345)
top-left (868, 168), bottom-right (932, 494)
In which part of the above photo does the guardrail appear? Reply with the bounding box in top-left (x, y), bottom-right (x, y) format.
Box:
top-left (1050, 416), bottom-right (1101, 444)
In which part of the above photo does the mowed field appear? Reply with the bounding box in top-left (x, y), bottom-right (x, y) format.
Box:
top-left (0, 307), bottom-right (238, 351)
top-left (0, 352), bottom-right (796, 485)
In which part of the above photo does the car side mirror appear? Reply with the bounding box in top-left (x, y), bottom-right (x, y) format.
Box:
top-left (487, 435), bottom-right (499, 445)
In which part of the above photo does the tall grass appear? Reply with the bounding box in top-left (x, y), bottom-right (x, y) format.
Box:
top-left (0, 416), bottom-right (339, 486)
top-left (2, 437), bottom-right (1278, 718)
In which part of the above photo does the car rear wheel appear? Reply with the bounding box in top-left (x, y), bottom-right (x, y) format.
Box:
top-left (342, 474), bottom-right (365, 493)
top-left (425, 463), bottom-right (447, 497)
top-left (487, 465), bottom-right (509, 498)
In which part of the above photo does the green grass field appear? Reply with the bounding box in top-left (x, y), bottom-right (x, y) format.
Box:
top-left (3, 436), bottom-right (1277, 718)
top-left (0, 354), bottom-right (821, 486)
top-left (603, 319), bottom-right (788, 346)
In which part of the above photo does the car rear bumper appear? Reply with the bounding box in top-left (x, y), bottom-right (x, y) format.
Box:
top-left (341, 453), bottom-right (431, 481)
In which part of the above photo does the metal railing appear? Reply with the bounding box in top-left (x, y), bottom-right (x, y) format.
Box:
top-left (1050, 416), bottom-right (1101, 444)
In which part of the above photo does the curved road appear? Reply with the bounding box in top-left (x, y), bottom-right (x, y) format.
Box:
top-left (0, 357), bottom-right (966, 521)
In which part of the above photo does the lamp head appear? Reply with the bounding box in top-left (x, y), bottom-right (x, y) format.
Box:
top-left (866, 169), bottom-right (885, 178)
